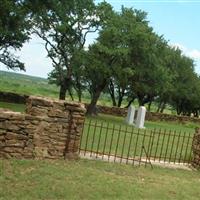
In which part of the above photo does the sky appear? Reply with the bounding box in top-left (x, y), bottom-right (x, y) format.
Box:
top-left (1, 0), bottom-right (200, 78)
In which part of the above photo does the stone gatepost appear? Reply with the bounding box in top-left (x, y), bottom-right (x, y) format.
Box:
top-left (0, 96), bottom-right (86, 160)
top-left (192, 128), bottom-right (200, 169)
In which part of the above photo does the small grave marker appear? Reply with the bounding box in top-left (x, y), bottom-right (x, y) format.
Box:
top-left (135, 106), bottom-right (146, 129)
top-left (125, 105), bottom-right (135, 125)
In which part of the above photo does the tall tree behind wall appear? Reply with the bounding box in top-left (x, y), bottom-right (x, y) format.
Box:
top-left (27, 0), bottom-right (111, 100)
top-left (0, 0), bottom-right (30, 70)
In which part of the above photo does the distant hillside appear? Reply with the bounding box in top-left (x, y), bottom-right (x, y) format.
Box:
top-left (0, 70), bottom-right (59, 98)
top-left (0, 71), bottom-right (128, 107)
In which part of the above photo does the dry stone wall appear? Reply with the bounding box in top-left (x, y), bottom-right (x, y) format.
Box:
top-left (192, 128), bottom-right (200, 169)
top-left (0, 96), bottom-right (86, 160)
top-left (0, 91), bottom-right (28, 104)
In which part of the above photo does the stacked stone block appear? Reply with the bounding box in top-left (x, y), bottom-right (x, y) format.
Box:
top-left (192, 128), bottom-right (200, 169)
top-left (0, 96), bottom-right (85, 160)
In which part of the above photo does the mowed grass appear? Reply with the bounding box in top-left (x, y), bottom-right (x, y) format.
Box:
top-left (0, 102), bottom-right (25, 113)
top-left (0, 159), bottom-right (200, 200)
top-left (81, 114), bottom-right (198, 163)
top-left (92, 114), bottom-right (199, 133)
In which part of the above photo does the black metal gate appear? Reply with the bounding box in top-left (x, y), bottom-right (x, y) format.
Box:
top-left (79, 119), bottom-right (193, 167)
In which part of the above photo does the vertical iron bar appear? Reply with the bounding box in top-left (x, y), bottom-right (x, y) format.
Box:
top-left (174, 130), bottom-right (182, 163)
top-left (108, 124), bottom-right (115, 161)
top-left (132, 128), bottom-right (140, 166)
top-left (164, 130), bottom-right (171, 163)
top-left (96, 121), bottom-right (103, 158)
top-left (154, 128), bottom-right (162, 161)
top-left (102, 122), bottom-right (109, 159)
top-left (183, 133), bottom-right (192, 164)
top-left (90, 120), bottom-right (98, 157)
top-left (145, 130), bottom-right (153, 167)
top-left (159, 128), bottom-right (167, 162)
top-left (148, 128), bottom-right (156, 161)
top-left (114, 125), bottom-right (122, 162)
top-left (84, 119), bottom-right (92, 156)
top-left (120, 126), bottom-right (128, 163)
top-left (179, 131), bottom-right (186, 163)
top-left (143, 145), bottom-right (153, 169)
top-left (126, 126), bottom-right (134, 164)
top-left (79, 117), bottom-right (86, 153)
top-left (187, 132), bottom-right (193, 164)
top-left (139, 129), bottom-right (147, 166)
top-left (169, 130), bottom-right (177, 163)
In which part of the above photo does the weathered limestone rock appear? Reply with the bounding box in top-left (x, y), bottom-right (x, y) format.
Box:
top-left (0, 96), bottom-right (86, 160)
top-left (192, 128), bottom-right (200, 169)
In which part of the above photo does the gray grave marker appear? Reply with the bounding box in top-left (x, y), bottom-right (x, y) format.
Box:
top-left (135, 106), bottom-right (146, 129)
top-left (125, 106), bottom-right (135, 125)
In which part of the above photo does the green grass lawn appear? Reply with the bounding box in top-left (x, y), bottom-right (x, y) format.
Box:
top-left (0, 102), bottom-right (25, 113)
top-left (0, 159), bottom-right (200, 200)
top-left (91, 114), bottom-right (199, 132)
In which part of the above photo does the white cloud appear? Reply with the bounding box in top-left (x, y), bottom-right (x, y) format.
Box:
top-left (171, 43), bottom-right (200, 60)
top-left (170, 43), bottom-right (200, 74)
top-left (187, 50), bottom-right (200, 60)
top-left (171, 43), bottom-right (187, 52)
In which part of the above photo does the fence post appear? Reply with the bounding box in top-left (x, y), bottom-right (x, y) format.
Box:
top-left (192, 127), bottom-right (200, 169)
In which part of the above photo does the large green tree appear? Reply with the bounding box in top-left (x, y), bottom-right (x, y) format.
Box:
top-left (0, 0), bottom-right (29, 70)
top-left (28, 0), bottom-right (111, 100)
top-left (85, 7), bottom-right (155, 115)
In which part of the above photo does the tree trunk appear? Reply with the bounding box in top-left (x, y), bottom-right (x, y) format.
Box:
top-left (110, 93), bottom-right (117, 107)
top-left (176, 106), bottom-right (182, 115)
top-left (86, 89), bottom-right (102, 116)
top-left (138, 96), bottom-right (145, 106)
top-left (117, 88), bottom-right (125, 108)
top-left (59, 84), bottom-right (67, 100)
top-left (124, 97), bottom-right (135, 108)
top-left (148, 101), bottom-right (152, 111)
top-left (108, 80), bottom-right (117, 107)
top-left (78, 92), bottom-right (82, 102)
top-left (156, 101), bottom-right (162, 113)
top-left (86, 82), bottom-right (107, 116)
top-left (68, 88), bottom-right (74, 101)
top-left (160, 102), bottom-right (166, 113)
top-left (117, 96), bottom-right (123, 107)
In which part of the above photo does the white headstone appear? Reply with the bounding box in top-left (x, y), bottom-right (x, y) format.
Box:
top-left (135, 106), bottom-right (146, 129)
top-left (125, 106), bottom-right (135, 125)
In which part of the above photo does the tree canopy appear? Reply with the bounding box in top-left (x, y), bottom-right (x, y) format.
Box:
top-left (2, 0), bottom-right (200, 116)
top-left (0, 0), bottom-right (30, 70)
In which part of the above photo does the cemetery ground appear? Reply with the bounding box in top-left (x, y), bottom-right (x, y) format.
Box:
top-left (1, 159), bottom-right (200, 200)
top-left (0, 101), bottom-right (198, 165)
top-left (1, 71), bottom-right (200, 198)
